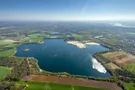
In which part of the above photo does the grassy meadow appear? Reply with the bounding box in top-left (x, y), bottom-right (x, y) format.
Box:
top-left (0, 66), bottom-right (11, 80)
top-left (124, 83), bottom-right (135, 90)
top-left (0, 40), bottom-right (13, 46)
top-left (124, 63), bottom-right (135, 74)
top-left (0, 48), bottom-right (15, 57)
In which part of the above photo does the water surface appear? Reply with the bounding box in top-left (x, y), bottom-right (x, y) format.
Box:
top-left (15, 39), bottom-right (110, 78)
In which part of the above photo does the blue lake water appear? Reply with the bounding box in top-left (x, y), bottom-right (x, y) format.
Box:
top-left (15, 39), bottom-right (111, 78)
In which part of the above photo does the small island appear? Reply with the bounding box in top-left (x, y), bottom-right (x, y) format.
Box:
top-left (39, 41), bottom-right (44, 44)
top-left (23, 48), bottom-right (30, 52)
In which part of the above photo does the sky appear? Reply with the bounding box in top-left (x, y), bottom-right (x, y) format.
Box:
top-left (0, 0), bottom-right (135, 21)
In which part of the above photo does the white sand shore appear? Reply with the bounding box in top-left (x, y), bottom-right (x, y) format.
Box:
top-left (67, 41), bottom-right (100, 48)
top-left (86, 42), bottom-right (100, 45)
top-left (40, 69), bottom-right (43, 72)
top-left (67, 41), bottom-right (86, 48)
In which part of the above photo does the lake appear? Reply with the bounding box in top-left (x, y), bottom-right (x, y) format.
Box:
top-left (15, 39), bottom-right (111, 78)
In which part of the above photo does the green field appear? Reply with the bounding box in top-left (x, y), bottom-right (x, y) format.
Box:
top-left (18, 81), bottom-right (106, 90)
top-left (0, 66), bottom-right (11, 80)
top-left (20, 34), bottom-right (47, 43)
top-left (72, 34), bottom-right (83, 41)
top-left (124, 83), bottom-right (135, 90)
top-left (0, 40), bottom-right (13, 45)
top-left (124, 63), bottom-right (135, 74)
top-left (0, 48), bottom-right (15, 57)
top-left (6, 43), bottom-right (18, 48)
top-left (0, 33), bottom-right (48, 57)
top-left (0, 40), bottom-right (17, 57)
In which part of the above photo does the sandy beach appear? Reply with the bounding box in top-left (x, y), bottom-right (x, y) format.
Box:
top-left (86, 42), bottom-right (100, 45)
top-left (67, 41), bottom-right (100, 48)
top-left (67, 41), bottom-right (86, 48)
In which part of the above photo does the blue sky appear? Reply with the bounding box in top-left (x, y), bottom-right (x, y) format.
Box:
top-left (0, 0), bottom-right (135, 21)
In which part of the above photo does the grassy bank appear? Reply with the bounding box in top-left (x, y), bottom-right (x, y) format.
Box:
top-left (124, 63), bottom-right (135, 74)
top-left (0, 48), bottom-right (15, 57)
top-left (124, 83), bottom-right (135, 90)
top-left (0, 66), bottom-right (11, 80)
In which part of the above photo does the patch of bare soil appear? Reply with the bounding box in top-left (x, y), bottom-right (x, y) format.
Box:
top-left (102, 51), bottom-right (135, 66)
top-left (106, 62), bottom-right (121, 70)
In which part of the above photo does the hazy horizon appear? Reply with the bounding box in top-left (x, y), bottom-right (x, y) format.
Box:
top-left (0, 0), bottom-right (135, 21)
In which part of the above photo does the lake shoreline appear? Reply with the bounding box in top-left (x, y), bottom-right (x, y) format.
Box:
top-left (14, 39), bottom-right (111, 78)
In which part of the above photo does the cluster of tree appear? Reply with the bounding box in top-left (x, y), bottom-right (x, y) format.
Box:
top-left (64, 36), bottom-right (75, 41)
top-left (0, 57), bottom-right (24, 67)
top-left (0, 57), bottom-right (41, 90)
top-left (0, 57), bottom-right (40, 81)
top-left (93, 53), bottom-right (111, 64)
top-left (117, 81), bottom-right (128, 90)
top-left (114, 69), bottom-right (135, 82)
top-left (0, 33), bottom-right (18, 37)
top-left (5, 58), bottom-right (31, 81)
top-left (115, 69), bottom-right (135, 78)
top-left (27, 57), bottom-right (41, 74)
top-left (0, 47), bottom-right (13, 52)
top-left (0, 81), bottom-right (25, 90)
top-left (41, 69), bottom-right (115, 83)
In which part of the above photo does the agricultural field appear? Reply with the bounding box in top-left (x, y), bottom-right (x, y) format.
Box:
top-left (0, 48), bottom-right (15, 57)
top-left (106, 62), bottom-right (121, 70)
top-left (0, 66), bottom-right (11, 80)
top-left (23, 75), bottom-right (122, 90)
top-left (0, 39), bottom-right (18, 57)
top-left (72, 34), bottom-right (83, 41)
top-left (6, 43), bottom-right (18, 48)
top-left (124, 63), bottom-right (135, 74)
top-left (124, 83), bottom-right (135, 90)
top-left (0, 40), bottom-right (15, 45)
top-left (20, 34), bottom-right (49, 43)
top-left (102, 51), bottom-right (135, 66)
top-left (17, 81), bottom-right (106, 90)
